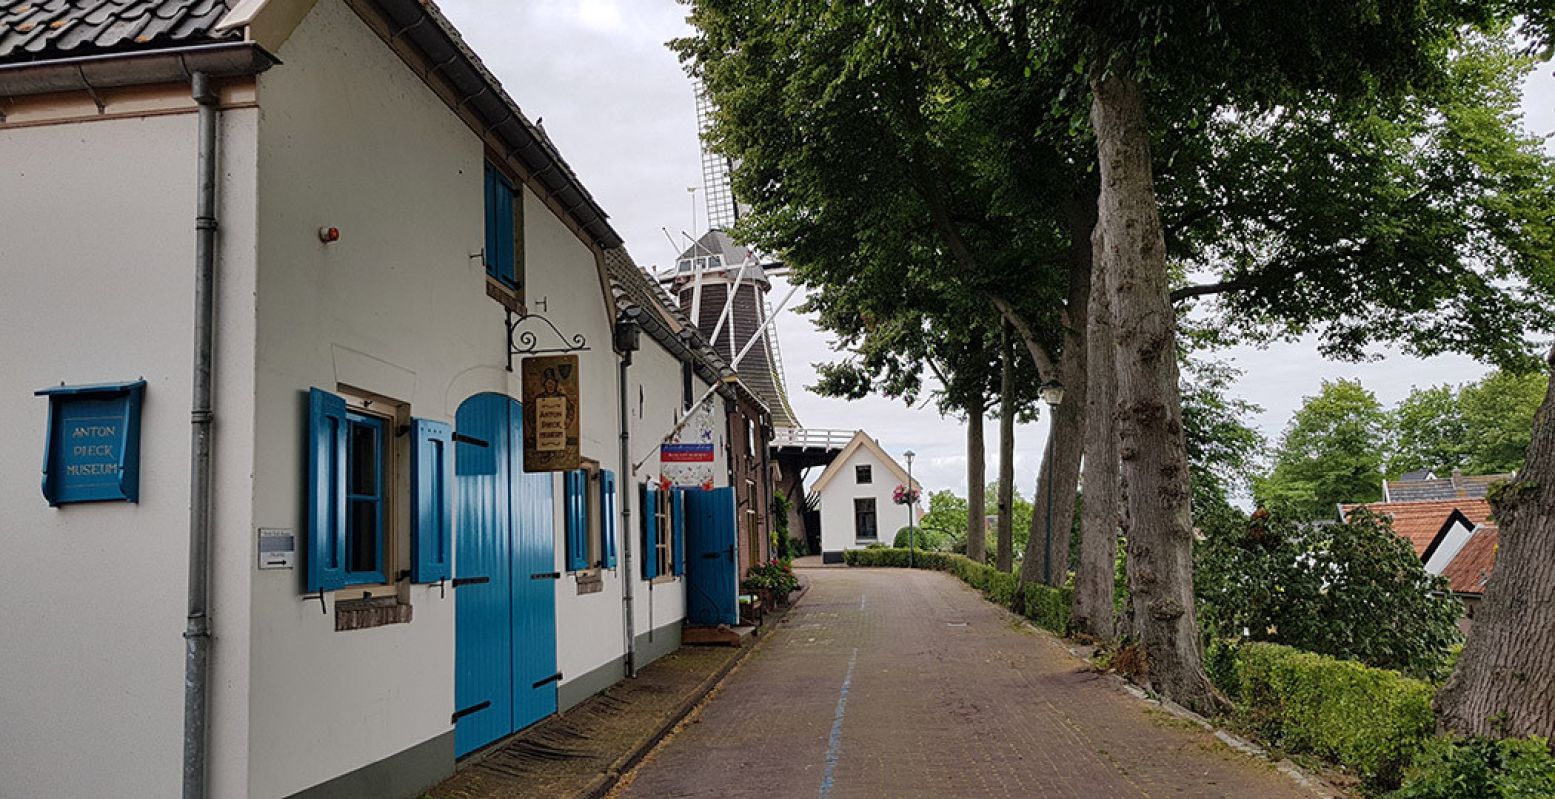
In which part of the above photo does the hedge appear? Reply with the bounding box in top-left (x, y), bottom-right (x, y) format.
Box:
top-left (843, 548), bottom-right (1071, 634)
top-left (1221, 641), bottom-right (1437, 790)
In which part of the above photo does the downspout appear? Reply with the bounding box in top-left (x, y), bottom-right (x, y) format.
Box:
top-left (182, 71), bottom-right (220, 799)
top-left (616, 310), bottom-right (641, 676)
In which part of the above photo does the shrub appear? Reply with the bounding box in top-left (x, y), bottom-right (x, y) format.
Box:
top-left (842, 548), bottom-right (1071, 634)
top-left (1391, 736), bottom-right (1555, 799)
top-left (1231, 642), bottom-right (1436, 789)
top-left (741, 560), bottom-right (799, 597)
top-left (1196, 505), bottom-right (1463, 680)
top-left (891, 526), bottom-right (946, 550)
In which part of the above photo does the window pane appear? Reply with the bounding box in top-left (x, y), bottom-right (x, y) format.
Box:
top-left (856, 465), bottom-right (872, 484)
top-left (349, 419), bottom-right (378, 497)
top-left (855, 498), bottom-right (877, 539)
top-left (348, 499), bottom-right (378, 573)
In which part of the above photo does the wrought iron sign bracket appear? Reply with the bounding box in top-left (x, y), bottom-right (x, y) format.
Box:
top-left (506, 308), bottom-right (589, 371)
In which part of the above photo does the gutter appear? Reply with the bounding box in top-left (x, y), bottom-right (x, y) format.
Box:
top-left (0, 42), bottom-right (277, 100)
top-left (182, 71), bottom-right (221, 799)
top-left (616, 310), bottom-right (642, 676)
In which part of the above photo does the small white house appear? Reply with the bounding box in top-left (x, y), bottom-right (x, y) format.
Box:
top-left (0, 2), bottom-right (769, 797)
top-left (811, 431), bottom-right (922, 562)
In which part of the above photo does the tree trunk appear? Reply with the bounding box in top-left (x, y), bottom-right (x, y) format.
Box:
top-left (1020, 189), bottom-right (1094, 589)
top-left (967, 400), bottom-right (988, 563)
top-left (1090, 69), bottom-right (1219, 715)
top-left (1436, 346), bottom-right (1555, 740)
top-left (997, 324), bottom-right (1016, 572)
top-left (1073, 223), bottom-right (1119, 642)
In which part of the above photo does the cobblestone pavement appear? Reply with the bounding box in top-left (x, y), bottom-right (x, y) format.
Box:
top-left (428, 645), bottom-right (747, 799)
top-left (616, 567), bottom-right (1318, 799)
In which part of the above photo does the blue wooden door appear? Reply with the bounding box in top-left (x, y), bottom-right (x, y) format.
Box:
top-left (509, 403), bottom-right (559, 731)
top-left (454, 393), bottom-right (513, 756)
top-left (684, 487), bottom-right (739, 626)
top-left (454, 393), bottom-right (558, 757)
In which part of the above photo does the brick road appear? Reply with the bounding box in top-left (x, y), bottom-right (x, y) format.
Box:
top-left (617, 566), bottom-right (1318, 798)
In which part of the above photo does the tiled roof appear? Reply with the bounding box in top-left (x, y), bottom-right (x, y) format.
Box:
top-left (1442, 524), bottom-right (1498, 595)
top-left (0, 0), bottom-right (233, 63)
top-left (1384, 472), bottom-right (1513, 502)
top-left (1341, 499), bottom-right (1493, 557)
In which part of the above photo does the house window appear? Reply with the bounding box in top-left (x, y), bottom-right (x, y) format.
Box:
top-left (655, 488), bottom-right (674, 577)
top-left (854, 498), bottom-right (878, 541)
top-left (306, 387), bottom-right (452, 602)
top-left (483, 162), bottom-right (525, 300)
top-left (565, 463), bottom-right (618, 572)
top-left (855, 465), bottom-right (872, 484)
top-left (682, 362), bottom-right (694, 411)
top-left (345, 410), bottom-right (388, 584)
top-left (746, 418), bottom-right (756, 459)
top-left (640, 484), bottom-right (681, 580)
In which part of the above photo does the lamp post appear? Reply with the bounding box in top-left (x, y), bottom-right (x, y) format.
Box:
top-left (904, 450), bottom-right (916, 568)
top-left (1039, 381), bottom-right (1065, 585)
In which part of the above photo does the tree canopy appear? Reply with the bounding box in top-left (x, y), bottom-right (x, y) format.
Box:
top-left (1391, 371), bottom-right (1551, 476)
top-left (1255, 380), bottom-right (1389, 517)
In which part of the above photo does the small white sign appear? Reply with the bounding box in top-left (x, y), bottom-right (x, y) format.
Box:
top-left (257, 528), bottom-right (295, 570)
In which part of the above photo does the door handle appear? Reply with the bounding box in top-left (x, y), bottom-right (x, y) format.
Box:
top-left (451, 576), bottom-right (490, 587)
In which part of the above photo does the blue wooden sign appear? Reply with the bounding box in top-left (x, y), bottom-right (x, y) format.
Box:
top-left (36, 380), bottom-right (146, 506)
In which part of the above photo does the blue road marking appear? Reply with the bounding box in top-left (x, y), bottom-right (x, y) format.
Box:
top-left (819, 647), bottom-right (860, 798)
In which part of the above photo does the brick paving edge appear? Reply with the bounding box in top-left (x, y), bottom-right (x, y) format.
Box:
top-left (1036, 620), bottom-right (1345, 799)
top-left (577, 578), bottom-right (813, 799)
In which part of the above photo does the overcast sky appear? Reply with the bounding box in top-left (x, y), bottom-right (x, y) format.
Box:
top-left (444, 1), bottom-right (1555, 499)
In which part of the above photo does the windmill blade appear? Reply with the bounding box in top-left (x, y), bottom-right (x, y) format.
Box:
top-left (696, 82), bottom-right (739, 231)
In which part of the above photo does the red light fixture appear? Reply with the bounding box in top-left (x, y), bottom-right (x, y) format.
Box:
top-left (318, 226), bottom-right (341, 243)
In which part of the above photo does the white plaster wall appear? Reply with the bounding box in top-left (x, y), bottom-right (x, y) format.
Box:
top-left (248, 2), bottom-right (485, 795)
top-left (819, 445), bottom-right (918, 553)
top-left (1425, 521), bottom-right (1477, 575)
top-left (0, 107), bottom-right (259, 798)
top-left (248, 2), bottom-right (636, 792)
top-left (620, 338), bottom-right (740, 640)
top-left (521, 186), bottom-right (629, 697)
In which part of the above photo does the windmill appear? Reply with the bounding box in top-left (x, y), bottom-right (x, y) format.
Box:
top-left (664, 84), bottom-right (800, 429)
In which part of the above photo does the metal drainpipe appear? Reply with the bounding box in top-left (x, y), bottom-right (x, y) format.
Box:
top-left (617, 314), bottom-right (638, 676)
top-left (182, 71), bottom-right (220, 799)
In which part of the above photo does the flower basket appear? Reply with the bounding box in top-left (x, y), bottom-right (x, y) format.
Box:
top-left (892, 484), bottom-right (920, 506)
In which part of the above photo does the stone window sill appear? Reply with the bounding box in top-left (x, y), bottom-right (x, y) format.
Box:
top-left (335, 595), bottom-right (412, 631)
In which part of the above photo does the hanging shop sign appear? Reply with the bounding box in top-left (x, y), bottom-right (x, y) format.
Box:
top-left (521, 354), bottom-right (581, 472)
top-left (36, 380), bottom-right (146, 506)
top-left (662, 403), bottom-right (716, 489)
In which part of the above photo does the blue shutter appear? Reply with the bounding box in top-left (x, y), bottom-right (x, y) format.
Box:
top-left (641, 483), bottom-right (658, 580)
top-left (306, 388), bottom-right (348, 592)
top-left (672, 488), bottom-right (686, 577)
top-left (565, 470), bottom-right (588, 571)
top-left (483, 163), bottom-right (517, 287)
top-left (601, 469), bottom-right (618, 569)
top-left (410, 418), bottom-right (453, 583)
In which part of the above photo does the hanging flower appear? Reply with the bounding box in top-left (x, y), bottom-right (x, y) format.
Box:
top-left (893, 484), bottom-right (920, 506)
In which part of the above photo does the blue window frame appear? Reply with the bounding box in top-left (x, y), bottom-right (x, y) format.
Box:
top-left (344, 410), bottom-right (387, 585)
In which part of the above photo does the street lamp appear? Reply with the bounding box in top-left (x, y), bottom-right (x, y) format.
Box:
top-left (1039, 380), bottom-right (1064, 585)
top-left (904, 450), bottom-right (916, 568)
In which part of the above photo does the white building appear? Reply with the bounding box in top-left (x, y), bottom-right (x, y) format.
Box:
top-left (0, 2), bottom-right (768, 797)
top-left (810, 431), bottom-right (922, 562)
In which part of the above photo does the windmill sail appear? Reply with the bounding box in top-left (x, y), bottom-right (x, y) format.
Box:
top-left (696, 83), bottom-right (740, 231)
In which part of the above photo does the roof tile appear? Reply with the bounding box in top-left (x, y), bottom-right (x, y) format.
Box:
top-left (1342, 499), bottom-right (1493, 556)
top-left (1442, 524), bottom-right (1498, 595)
top-left (0, 0), bottom-right (232, 62)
